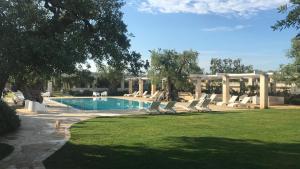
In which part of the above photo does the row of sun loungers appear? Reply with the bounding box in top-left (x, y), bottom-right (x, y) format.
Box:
top-left (145, 97), bottom-right (214, 114)
top-left (212, 94), bottom-right (252, 108)
top-left (93, 91), bottom-right (108, 97)
top-left (124, 90), bottom-right (162, 100)
top-left (145, 101), bottom-right (177, 114)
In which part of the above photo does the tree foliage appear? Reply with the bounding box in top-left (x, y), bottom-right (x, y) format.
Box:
top-left (0, 0), bottom-right (142, 98)
top-left (272, 1), bottom-right (300, 32)
top-left (210, 58), bottom-right (254, 74)
top-left (61, 70), bottom-right (95, 89)
top-left (148, 49), bottom-right (203, 101)
top-left (272, 1), bottom-right (300, 86)
top-left (274, 37), bottom-right (300, 86)
top-left (96, 66), bottom-right (124, 95)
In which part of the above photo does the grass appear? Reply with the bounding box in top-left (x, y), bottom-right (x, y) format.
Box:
top-left (0, 143), bottom-right (14, 160)
top-left (44, 109), bottom-right (300, 169)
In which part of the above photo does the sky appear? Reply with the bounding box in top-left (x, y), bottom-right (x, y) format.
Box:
top-left (90, 0), bottom-right (298, 73)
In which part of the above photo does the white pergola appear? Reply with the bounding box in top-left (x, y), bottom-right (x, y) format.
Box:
top-left (190, 72), bottom-right (274, 109)
top-left (124, 72), bottom-right (273, 109)
top-left (125, 77), bottom-right (152, 97)
top-left (125, 76), bottom-right (169, 97)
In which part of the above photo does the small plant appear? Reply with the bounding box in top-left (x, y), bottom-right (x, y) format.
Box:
top-left (0, 101), bottom-right (20, 135)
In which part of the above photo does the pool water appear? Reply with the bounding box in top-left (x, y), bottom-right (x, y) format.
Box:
top-left (52, 98), bottom-right (152, 110)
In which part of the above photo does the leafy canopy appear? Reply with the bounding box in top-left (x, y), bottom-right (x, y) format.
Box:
top-left (210, 58), bottom-right (254, 74)
top-left (272, 1), bottom-right (300, 32)
top-left (272, 1), bottom-right (300, 86)
top-left (148, 49), bottom-right (202, 100)
top-left (0, 0), bottom-right (143, 96)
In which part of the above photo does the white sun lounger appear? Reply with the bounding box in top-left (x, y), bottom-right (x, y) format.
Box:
top-left (199, 93), bottom-right (208, 101)
top-left (133, 91), bottom-right (141, 97)
top-left (101, 91), bottom-right (108, 97)
top-left (196, 99), bottom-right (211, 112)
top-left (217, 95), bottom-right (238, 106)
top-left (136, 91), bottom-right (148, 97)
top-left (147, 91), bottom-right (160, 99)
top-left (93, 92), bottom-right (100, 97)
top-left (41, 91), bottom-right (51, 97)
top-left (142, 91), bottom-right (148, 97)
top-left (228, 97), bottom-right (251, 107)
top-left (124, 91), bottom-right (137, 97)
top-left (238, 94), bottom-right (248, 102)
top-left (12, 91), bottom-right (25, 104)
top-left (145, 101), bottom-right (161, 114)
top-left (160, 101), bottom-right (177, 113)
top-left (183, 100), bottom-right (199, 111)
top-left (209, 94), bottom-right (217, 104)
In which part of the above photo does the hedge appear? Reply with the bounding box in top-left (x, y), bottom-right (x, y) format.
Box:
top-left (0, 101), bottom-right (21, 135)
top-left (69, 90), bottom-right (93, 96)
top-left (0, 143), bottom-right (14, 160)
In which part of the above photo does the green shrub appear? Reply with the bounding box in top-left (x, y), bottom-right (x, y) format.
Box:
top-left (69, 90), bottom-right (93, 96)
top-left (285, 95), bottom-right (300, 105)
top-left (108, 90), bottom-right (127, 96)
top-left (0, 143), bottom-right (14, 160)
top-left (0, 101), bottom-right (21, 135)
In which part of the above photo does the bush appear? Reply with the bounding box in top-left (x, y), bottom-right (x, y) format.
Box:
top-left (0, 101), bottom-right (21, 135)
top-left (69, 90), bottom-right (93, 96)
top-left (0, 143), bottom-right (14, 160)
top-left (285, 95), bottom-right (300, 105)
top-left (109, 90), bottom-right (127, 96)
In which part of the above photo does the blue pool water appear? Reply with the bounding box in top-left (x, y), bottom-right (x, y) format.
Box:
top-left (52, 98), bottom-right (152, 110)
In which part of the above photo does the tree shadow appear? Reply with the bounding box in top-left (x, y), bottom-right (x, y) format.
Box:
top-left (44, 137), bottom-right (300, 169)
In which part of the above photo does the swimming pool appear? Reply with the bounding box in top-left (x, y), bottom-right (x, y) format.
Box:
top-left (52, 98), bottom-right (152, 111)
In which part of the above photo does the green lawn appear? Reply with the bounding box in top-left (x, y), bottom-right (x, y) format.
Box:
top-left (44, 109), bottom-right (300, 169)
top-left (0, 143), bottom-right (14, 161)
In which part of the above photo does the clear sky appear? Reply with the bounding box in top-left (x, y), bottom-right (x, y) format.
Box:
top-left (114, 0), bottom-right (297, 73)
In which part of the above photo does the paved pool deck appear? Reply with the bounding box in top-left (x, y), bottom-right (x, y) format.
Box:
top-left (0, 98), bottom-right (146, 169)
top-left (0, 96), bottom-right (299, 169)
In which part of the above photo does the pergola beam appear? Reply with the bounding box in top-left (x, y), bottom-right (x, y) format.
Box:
top-left (190, 72), bottom-right (274, 80)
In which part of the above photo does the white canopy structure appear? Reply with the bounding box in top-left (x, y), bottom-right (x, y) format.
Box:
top-left (190, 72), bottom-right (274, 109)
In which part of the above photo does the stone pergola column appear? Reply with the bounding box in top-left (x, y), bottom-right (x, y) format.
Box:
top-left (248, 77), bottom-right (254, 86)
top-left (195, 79), bottom-right (202, 99)
top-left (139, 79), bottom-right (144, 96)
top-left (151, 83), bottom-right (157, 95)
top-left (260, 74), bottom-right (269, 109)
top-left (47, 81), bottom-right (53, 95)
top-left (128, 79), bottom-right (133, 94)
top-left (222, 75), bottom-right (230, 104)
top-left (121, 78), bottom-right (125, 91)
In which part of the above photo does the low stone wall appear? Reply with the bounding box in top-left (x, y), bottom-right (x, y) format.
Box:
top-left (252, 96), bottom-right (284, 105)
top-left (268, 96), bottom-right (285, 106)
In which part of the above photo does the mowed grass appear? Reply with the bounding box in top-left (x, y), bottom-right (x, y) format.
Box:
top-left (0, 143), bottom-right (14, 160)
top-left (44, 109), bottom-right (300, 169)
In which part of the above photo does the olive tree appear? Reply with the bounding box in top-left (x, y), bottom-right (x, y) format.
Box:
top-left (148, 49), bottom-right (203, 101)
top-left (0, 0), bottom-right (143, 99)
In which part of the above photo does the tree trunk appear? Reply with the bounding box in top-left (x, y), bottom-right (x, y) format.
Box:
top-left (0, 73), bottom-right (9, 98)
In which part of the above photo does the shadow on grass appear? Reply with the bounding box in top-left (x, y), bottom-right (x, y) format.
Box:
top-left (44, 137), bottom-right (300, 169)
